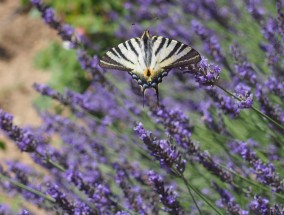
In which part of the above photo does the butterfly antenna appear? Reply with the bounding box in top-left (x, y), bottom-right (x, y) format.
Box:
top-left (145, 17), bottom-right (159, 32)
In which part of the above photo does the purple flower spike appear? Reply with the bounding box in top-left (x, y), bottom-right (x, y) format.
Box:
top-left (231, 141), bottom-right (284, 192)
top-left (0, 204), bottom-right (11, 215)
top-left (249, 196), bottom-right (269, 214)
top-left (115, 212), bottom-right (132, 215)
top-left (0, 110), bottom-right (37, 152)
top-left (30, 0), bottom-right (81, 48)
top-left (31, 0), bottom-right (41, 5)
top-left (134, 122), bottom-right (186, 174)
top-left (234, 84), bottom-right (253, 109)
top-left (213, 182), bottom-right (249, 215)
top-left (113, 163), bottom-right (147, 214)
top-left (45, 183), bottom-right (75, 213)
top-left (148, 170), bottom-right (184, 215)
top-left (151, 105), bottom-right (193, 150)
top-left (195, 58), bottom-right (221, 86)
top-left (43, 8), bottom-right (56, 24)
top-left (17, 209), bottom-right (30, 215)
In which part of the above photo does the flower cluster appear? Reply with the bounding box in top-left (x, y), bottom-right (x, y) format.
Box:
top-left (148, 170), bottom-right (184, 214)
top-left (151, 105), bottom-right (193, 150)
top-left (230, 140), bottom-right (284, 193)
top-left (234, 84), bottom-right (253, 109)
top-left (0, 110), bottom-right (37, 152)
top-left (194, 58), bottom-right (221, 86)
top-left (30, 0), bottom-right (80, 48)
top-left (134, 122), bottom-right (186, 174)
top-left (213, 182), bottom-right (248, 215)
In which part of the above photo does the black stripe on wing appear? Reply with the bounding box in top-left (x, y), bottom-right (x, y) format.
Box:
top-left (99, 54), bottom-right (132, 71)
top-left (160, 42), bottom-right (182, 63)
top-left (114, 47), bottom-right (135, 64)
top-left (155, 37), bottom-right (167, 56)
top-left (127, 40), bottom-right (139, 57)
top-left (162, 48), bottom-right (201, 70)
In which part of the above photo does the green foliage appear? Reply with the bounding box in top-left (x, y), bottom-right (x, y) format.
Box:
top-left (34, 42), bottom-right (89, 92)
top-left (31, 0), bottom-right (125, 93)
top-left (0, 140), bottom-right (6, 150)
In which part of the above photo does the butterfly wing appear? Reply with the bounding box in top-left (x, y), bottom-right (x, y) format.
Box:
top-left (99, 37), bottom-right (143, 72)
top-left (150, 36), bottom-right (201, 71)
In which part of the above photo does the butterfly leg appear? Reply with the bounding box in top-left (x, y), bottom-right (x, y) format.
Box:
top-left (142, 87), bottom-right (146, 107)
top-left (154, 85), bottom-right (159, 106)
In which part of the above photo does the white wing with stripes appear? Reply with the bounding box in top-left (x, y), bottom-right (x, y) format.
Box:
top-left (99, 37), bottom-right (144, 72)
top-left (150, 36), bottom-right (201, 71)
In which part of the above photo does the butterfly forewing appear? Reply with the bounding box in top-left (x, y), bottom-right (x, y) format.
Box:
top-left (151, 36), bottom-right (201, 70)
top-left (99, 38), bottom-right (142, 71)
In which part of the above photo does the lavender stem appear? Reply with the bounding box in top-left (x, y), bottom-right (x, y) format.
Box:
top-left (219, 164), bottom-right (284, 200)
top-left (0, 173), bottom-right (55, 202)
top-left (179, 173), bottom-right (223, 215)
top-left (216, 84), bottom-right (284, 131)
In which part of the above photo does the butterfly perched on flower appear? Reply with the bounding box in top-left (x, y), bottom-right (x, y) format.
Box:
top-left (99, 30), bottom-right (201, 106)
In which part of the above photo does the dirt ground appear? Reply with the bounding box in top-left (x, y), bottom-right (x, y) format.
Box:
top-left (0, 0), bottom-right (57, 213)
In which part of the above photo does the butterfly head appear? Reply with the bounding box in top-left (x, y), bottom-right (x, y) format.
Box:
top-left (141, 30), bottom-right (151, 39)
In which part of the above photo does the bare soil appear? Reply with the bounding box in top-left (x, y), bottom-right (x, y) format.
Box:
top-left (0, 0), bottom-right (57, 213)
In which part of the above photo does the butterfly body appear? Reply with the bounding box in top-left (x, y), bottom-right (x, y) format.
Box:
top-left (99, 30), bottom-right (201, 105)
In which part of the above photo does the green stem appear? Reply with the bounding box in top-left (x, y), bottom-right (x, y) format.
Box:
top-left (216, 84), bottom-right (284, 131)
top-left (47, 158), bottom-right (66, 172)
top-left (177, 172), bottom-right (202, 215)
top-left (180, 174), bottom-right (222, 215)
top-left (219, 164), bottom-right (284, 200)
top-left (0, 173), bottom-right (55, 202)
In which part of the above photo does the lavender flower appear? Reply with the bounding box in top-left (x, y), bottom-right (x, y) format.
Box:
top-left (113, 163), bottom-right (147, 214)
top-left (192, 20), bottom-right (225, 63)
top-left (194, 58), bottom-right (221, 86)
top-left (231, 141), bottom-right (284, 193)
top-left (276, 0), bottom-right (284, 40)
top-left (151, 105), bottom-right (193, 150)
top-left (134, 122), bottom-right (186, 174)
top-left (246, 0), bottom-right (266, 23)
top-left (213, 182), bottom-right (249, 215)
top-left (197, 152), bottom-right (233, 184)
top-left (45, 183), bottom-right (76, 213)
top-left (30, 0), bottom-right (81, 48)
top-left (230, 43), bottom-right (258, 86)
top-left (0, 109), bottom-right (37, 152)
top-left (0, 204), bottom-right (11, 215)
top-left (151, 105), bottom-right (233, 183)
top-left (255, 84), bottom-right (284, 126)
top-left (17, 209), bottom-right (30, 215)
top-left (206, 88), bottom-right (240, 118)
top-left (65, 168), bottom-right (118, 213)
top-left (148, 170), bottom-right (184, 215)
top-left (234, 84), bottom-right (253, 109)
top-left (249, 196), bottom-right (270, 214)
top-left (115, 212), bottom-right (131, 215)
top-left (264, 77), bottom-right (284, 101)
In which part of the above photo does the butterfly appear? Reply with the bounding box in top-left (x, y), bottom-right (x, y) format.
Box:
top-left (99, 30), bottom-right (201, 106)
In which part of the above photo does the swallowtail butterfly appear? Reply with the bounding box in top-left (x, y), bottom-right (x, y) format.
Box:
top-left (99, 30), bottom-right (201, 105)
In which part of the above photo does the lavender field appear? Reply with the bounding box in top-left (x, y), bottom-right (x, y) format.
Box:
top-left (0, 0), bottom-right (284, 214)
